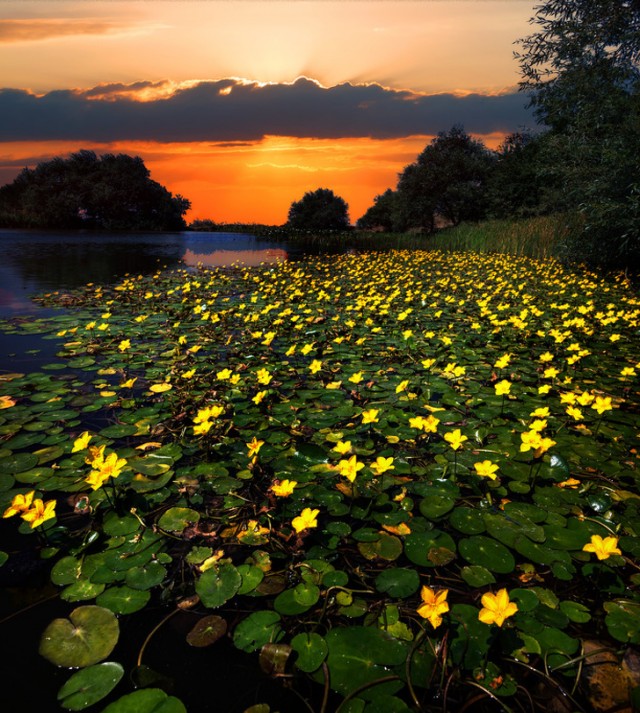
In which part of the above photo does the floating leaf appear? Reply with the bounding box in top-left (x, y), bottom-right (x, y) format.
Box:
top-left (291, 632), bottom-right (328, 673)
top-left (233, 610), bottom-right (283, 653)
top-left (101, 689), bottom-right (186, 713)
top-left (157, 507), bottom-right (200, 533)
top-left (186, 615), bottom-right (227, 647)
top-left (39, 605), bottom-right (119, 668)
top-left (375, 568), bottom-right (420, 598)
top-left (458, 535), bottom-right (515, 574)
top-left (96, 585), bottom-right (150, 614)
top-left (195, 564), bottom-right (242, 609)
top-left (57, 662), bottom-right (123, 710)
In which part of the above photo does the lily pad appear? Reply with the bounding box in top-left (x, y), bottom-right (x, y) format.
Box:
top-left (195, 563), bottom-right (242, 609)
top-left (186, 615), bottom-right (227, 647)
top-left (57, 662), bottom-right (124, 710)
top-left (39, 605), bottom-right (119, 668)
top-left (291, 632), bottom-right (329, 673)
top-left (458, 535), bottom-right (515, 574)
top-left (101, 689), bottom-right (186, 713)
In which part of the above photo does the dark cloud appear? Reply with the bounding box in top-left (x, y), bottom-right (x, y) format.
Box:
top-left (0, 19), bottom-right (129, 43)
top-left (0, 77), bottom-right (536, 143)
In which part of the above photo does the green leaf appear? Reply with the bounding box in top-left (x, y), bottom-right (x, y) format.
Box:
top-left (195, 563), bottom-right (242, 608)
top-left (96, 585), bottom-right (151, 614)
top-left (604, 600), bottom-right (640, 644)
top-left (460, 565), bottom-right (496, 588)
top-left (39, 605), bottom-right (119, 668)
top-left (157, 506), bottom-right (200, 533)
top-left (274, 582), bottom-right (320, 615)
top-left (404, 530), bottom-right (456, 568)
top-left (186, 615), bottom-right (227, 647)
top-left (57, 662), bottom-right (124, 710)
top-left (101, 689), bottom-right (187, 713)
top-left (291, 632), bottom-right (329, 673)
top-left (233, 610), bottom-right (283, 653)
top-left (375, 568), bottom-right (420, 598)
top-left (458, 535), bottom-right (515, 574)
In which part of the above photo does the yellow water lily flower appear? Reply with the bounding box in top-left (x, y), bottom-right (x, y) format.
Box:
top-left (0, 395), bottom-right (16, 409)
top-left (252, 390), bottom-right (267, 405)
top-left (149, 383), bottom-right (172, 393)
top-left (444, 429), bottom-right (467, 451)
top-left (583, 534), bottom-right (622, 560)
top-left (120, 377), bottom-right (137, 388)
top-left (349, 371), bottom-right (364, 384)
top-left (591, 396), bottom-right (613, 415)
top-left (3, 490), bottom-right (35, 518)
top-left (291, 507), bottom-right (319, 533)
top-left (361, 409), bottom-right (379, 424)
top-left (271, 479), bottom-right (297, 497)
top-left (478, 589), bottom-right (518, 627)
top-left (494, 380), bottom-right (511, 396)
top-left (309, 360), bottom-right (322, 374)
top-left (20, 498), bottom-right (56, 529)
top-left (332, 440), bottom-right (352, 455)
top-left (395, 380), bottom-right (409, 394)
top-left (336, 455), bottom-right (365, 482)
top-left (256, 368), bottom-right (273, 385)
top-left (217, 368), bottom-right (232, 380)
top-left (474, 460), bottom-right (499, 480)
top-left (369, 456), bottom-right (395, 475)
top-left (246, 437), bottom-right (265, 458)
top-left (71, 431), bottom-right (92, 452)
top-left (416, 586), bottom-right (449, 628)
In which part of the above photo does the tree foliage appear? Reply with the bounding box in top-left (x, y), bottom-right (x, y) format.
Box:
top-left (0, 150), bottom-right (191, 231)
top-left (286, 188), bottom-right (350, 231)
top-left (516, 0), bottom-right (640, 269)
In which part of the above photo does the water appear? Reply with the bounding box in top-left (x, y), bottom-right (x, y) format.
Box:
top-left (0, 229), bottom-right (292, 371)
top-left (0, 228), bottom-right (331, 712)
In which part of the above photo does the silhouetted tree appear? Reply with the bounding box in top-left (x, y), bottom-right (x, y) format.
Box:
top-left (0, 150), bottom-right (191, 231)
top-left (356, 189), bottom-right (402, 231)
top-left (286, 188), bottom-right (350, 231)
top-left (395, 126), bottom-right (495, 231)
top-left (516, 0), bottom-right (640, 269)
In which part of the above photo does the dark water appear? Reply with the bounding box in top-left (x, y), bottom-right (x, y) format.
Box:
top-left (0, 229), bottom-right (294, 371)
top-left (0, 229), bottom-right (337, 712)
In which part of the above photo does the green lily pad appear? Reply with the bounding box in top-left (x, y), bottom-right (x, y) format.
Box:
top-left (375, 568), bottom-right (420, 598)
top-left (186, 615), bottom-right (227, 647)
top-left (39, 605), bottom-right (119, 668)
top-left (404, 530), bottom-right (456, 568)
top-left (157, 507), bottom-right (200, 533)
top-left (195, 563), bottom-right (242, 609)
top-left (458, 535), bottom-right (515, 574)
top-left (101, 689), bottom-right (187, 713)
top-left (0, 452), bottom-right (38, 474)
top-left (125, 561), bottom-right (167, 590)
top-left (96, 585), bottom-right (151, 614)
top-left (357, 532), bottom-right (403, 561)
top-left (233, 610), bottom-right (283, 653)
top-left (460, 565), bottom-right (496, 587)
top-left (323, 626), bottom-right (406, 699)
top-left (274, 582), bottom-right (320, 615)
top-left (57, 662), bottom-right (124, 710)
top-left (604, 600), bottom-right (640, 644)
top-left (291, 632), bottom-right (329, 673)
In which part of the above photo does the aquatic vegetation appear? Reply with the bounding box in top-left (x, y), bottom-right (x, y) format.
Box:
top-left (0, 249), bottom-right (639, 711)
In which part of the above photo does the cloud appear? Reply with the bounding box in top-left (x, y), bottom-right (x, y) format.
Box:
top-left (0, 77), bottom-right (536, 143)
top-left (0, 19), bottom-right (132, 43)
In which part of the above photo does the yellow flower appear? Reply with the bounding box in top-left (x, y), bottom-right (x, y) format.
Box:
top-left (256, 368), bottom-right (273, 385)
top-left (20, 498), bottom-right (56, 528)
top-left (301, 343), bottom-right (315, 355)
top-left (416, 586), bottom-right (449, 628)
top-left (478, 588), bottom-right (518, 627)
top-left (332, 440), bottom-right (352, 455)
top-left (530, 407), bottom-right (550, 418)
top-left (529, 419), bottom-right (547, 432)
top-left (349, 371), bottom-right (364, 384)
top-left (422, 415), bottom-right (440, 433)
top-left (474, 460), bottom-right (499, 480)
top-left (149, 382), bottom-right (172, 393)
top-left (217, 368), bottom-right (232, 380)
top-left (402, 329), bottom-right (413, 339)
top-left (539, 352), bottom-right (554, 362)
top-left (543, 367), bottom-right (560, 379)
top-left (271, 479), bottom-right (297, 497)
top-left (494, 354), bottom-right (511, 369)
top-left (566, 406), bottom-right (584, 421)
top-left (583, 534), bottom-right (622, 560)
top-left (309, 359), bottom-right (322, 374)
top-left (230, 374), bottom-right (241, 385)
top-left (325, 381), bottom-right (342, 389)
top-left (538, 384), bottom-right (552, 395)
top-left (118, 339), bottom-right (131, 352)
top-left (262, 331), bottom-right (276, 346)
top-left (120, 377), bottom-right (137, 388)
top-left (0, 395), bottom-right (17, 409)
top-left (291, 507), bottom-right (319, 533)
top-left (444, 429), bottom-right (467, 451)
top-left (337, 455), bottom-right (365, 482)
top-left (370, 456), bottom-right (395, 475)
top-left (494, 380), bottom-right (511, 396)
top-left (361, 408), bottom-right (379, 424)
top-left (72, 431), bottom-right (92, 452)
top-left (3, 490), bottom-right (35, 518)
top-left (252, 390), bottom-right (267, 405)
top-left (285, 345), bottom-right (296, 357)
top-left (576, 391), bottom-right (595, 406)
top-left (421, 358), bottom-right (436, 369)
top-left (520, 430), bottom-right (542, 452)
top-left (620, 366), bottom-right (636, 378)
top-left (246, 437), bottom-right (265, 458)
top-left (88, 452), bottom-right (127, 488)
top-left (395, 379), bottom-right (409, 394)
top-left (193, 420), bottom-right (213, 436)
top-left (591, 396), bottom-right (613, 415)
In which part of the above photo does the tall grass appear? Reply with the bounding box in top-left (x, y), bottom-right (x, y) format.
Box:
top-left (422, 214), bottom-right (582, 260)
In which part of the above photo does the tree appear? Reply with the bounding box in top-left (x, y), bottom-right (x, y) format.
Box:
top-left (0, 150), bottom-right (191, 231)
top-left (356, 189), bottom-right (402, 231)
top-left (286, 188), bottom-right (350, 231)
top-left (394, 126), bottom-right (495, 231)
top-left (516, 0), bottom-right (640, 269)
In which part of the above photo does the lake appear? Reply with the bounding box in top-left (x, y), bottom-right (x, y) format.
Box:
top-left (0, 229), bottom-right (300, 372)
top-left (0, 228), bottom-right (342, 713)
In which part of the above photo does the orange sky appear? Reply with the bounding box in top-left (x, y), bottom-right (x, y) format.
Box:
top-left (0, 1), bottom-right (538, 225)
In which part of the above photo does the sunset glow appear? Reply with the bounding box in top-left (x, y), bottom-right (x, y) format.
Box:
top-left (0, 1), bottom-right (538, 224)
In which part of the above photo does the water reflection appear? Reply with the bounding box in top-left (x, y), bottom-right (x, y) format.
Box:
top-left (0, 230), bottom-right (291, 319)
top-left (183, 248), bottom-right (287, 267)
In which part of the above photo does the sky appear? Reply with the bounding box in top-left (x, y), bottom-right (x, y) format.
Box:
top-left (0, 1), bottom-right (540, 225)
